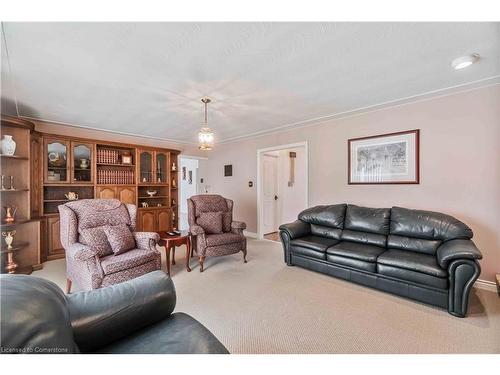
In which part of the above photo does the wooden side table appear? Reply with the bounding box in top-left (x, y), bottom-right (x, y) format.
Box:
top-left (158, 231), bottom-right (191, 275)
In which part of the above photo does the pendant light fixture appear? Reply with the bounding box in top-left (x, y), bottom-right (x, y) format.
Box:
top-left (198, 97), bottom-right (214, 150)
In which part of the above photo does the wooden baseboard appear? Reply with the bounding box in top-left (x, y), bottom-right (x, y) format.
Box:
top-left (474, 279), bottom-right (498, 293)
top-left (244, 231), bottom-right (258, 238)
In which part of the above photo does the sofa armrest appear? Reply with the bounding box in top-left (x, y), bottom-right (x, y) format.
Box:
top-left (189, 224), bottom-right (205, 236)
top-left (133, 231), bottom-right (160, 251)
top-left (68, 243), bottom-right (99, 262)
top-left (279, 220), bottom-right (310, 239)
top-left (67, 270), bottom-right (176, 352)
top-left (436, 239), bottom-right (482, 269)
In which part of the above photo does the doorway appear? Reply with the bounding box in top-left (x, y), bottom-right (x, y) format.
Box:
top-left (178, 157), bottom-right (200, 230)
top-left (257, 142), bottom-right (308, 240)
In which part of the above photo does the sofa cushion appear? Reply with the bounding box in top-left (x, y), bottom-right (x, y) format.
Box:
top-left (390, 206), bottom-right (473, 241)
top-left (340, 229), bottom-right (387, 247)
top-left (196, 212), bottom-right (223, 234)
top-left (377, 249), bottom-right (447, 278)
top-left (290, 235), bottom-right (339, 252)
top-left (326, 241), bottom-right (386, 262)
top-left (205, 233), bottom-right (242, 247)
top-left (100, 249), bottom-right (158, 275)
top-left (290, 246), bottom-right (327, 260)
top-left (298, 204), bottom-right (346, 229)
top-left (387, 234), bottom-right (441, 256)
top-left (79, 226), bottom-right (113, 257)
top-left (103, 224), bottom-right (136, 255)
top-left (377, 264), bottom-right (448, 289)
top-left (344, 204), bottom-right (391, 235)
top-left (326, 254), bottom-right (376, 273)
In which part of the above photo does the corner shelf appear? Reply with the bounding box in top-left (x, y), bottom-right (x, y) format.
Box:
top-left (0, 154), bottom-right (28, 160)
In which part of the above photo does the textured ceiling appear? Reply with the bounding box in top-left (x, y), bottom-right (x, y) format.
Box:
top-left (1, 22), bottom-right (499, 143)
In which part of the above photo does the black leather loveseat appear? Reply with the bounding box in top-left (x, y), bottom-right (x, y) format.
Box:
top-left (279, 204), bottom-right (482, 317)
top-left (0, 270), bottom-right (229, 354)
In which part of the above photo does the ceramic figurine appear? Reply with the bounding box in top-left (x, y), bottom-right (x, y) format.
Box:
top-left (3, 206), bottom-right (17, 223)
top-left (146, 190), bottom-right (157, 197)
top-left (1, 135), bottom-right (16, 156)
top-left (2, 230), bottom-right (16, 250)
top-left (172, 162), bottom-right (177, 171)
top-left (65, 192), bottom-right (78, 200)
top-left (79, 158), bottom-right (89, 169)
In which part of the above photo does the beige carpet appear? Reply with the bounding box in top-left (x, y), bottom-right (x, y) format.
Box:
top-left (33, 238), bottom-right (500, 354)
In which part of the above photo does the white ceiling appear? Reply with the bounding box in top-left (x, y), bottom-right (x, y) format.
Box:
top-left (1, 22), bottom-right (499, 144)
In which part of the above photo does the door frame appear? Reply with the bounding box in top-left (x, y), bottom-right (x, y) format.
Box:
top-left (257, 141), bottom-right (309, 240)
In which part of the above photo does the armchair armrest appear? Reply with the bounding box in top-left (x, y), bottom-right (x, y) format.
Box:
top-left (231, 221), bottom-right (246, 230)
top-left (189, 224), bottom-right (205, 236)
top-left (279, 220), bottom-right (311, 239)
top-left (68, 243), bottom-right (99, 262)
top-left (67, 270), bottom-right (176, 352)
top-left (436, 239), bottom-right (482, 269)
top-left (133, 231), bottom-right (160, 251)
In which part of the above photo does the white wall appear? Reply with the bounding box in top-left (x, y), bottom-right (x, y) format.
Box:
top-left (183, 85), bottom-right (500, 282)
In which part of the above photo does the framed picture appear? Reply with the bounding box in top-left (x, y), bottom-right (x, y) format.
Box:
top-left (224, 164), bottom-right (232, 177)
top-left (348, 129), bottom-right (419, 184)
top-left (182, 166), bottom-right (186, 180)
top-left (188, 170), bottom-right (193, 185)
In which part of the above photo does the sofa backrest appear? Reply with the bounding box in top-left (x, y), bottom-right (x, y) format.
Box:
top-left (341, 204), bottom-right (391, 247)
top-left (298, 204), bottom-right (346, 240)
top-left (388, 206), bottom-right (473, 255)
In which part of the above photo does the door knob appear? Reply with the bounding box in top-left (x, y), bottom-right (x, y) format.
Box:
top-left (274, 195), bottom-right (278, 200)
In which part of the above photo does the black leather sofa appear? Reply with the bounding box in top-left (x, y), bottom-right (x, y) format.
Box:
top-left (279, 204), bottom-right (482, 317)
top-left (0, 270), bottom-right (229, 354)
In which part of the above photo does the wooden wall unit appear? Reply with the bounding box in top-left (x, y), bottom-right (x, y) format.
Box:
top-left (36, 132), bottom-right (180, 262)
top-left (1, 116), bottom-right (42, 274)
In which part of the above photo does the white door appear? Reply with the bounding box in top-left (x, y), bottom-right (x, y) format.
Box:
top-left (179, 158), bottom-right (199, 230)
top-left (262, 154), bottom-right (278, 234)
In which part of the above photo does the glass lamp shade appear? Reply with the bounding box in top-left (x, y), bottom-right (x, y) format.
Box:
top-left (198, 127), bottom-right (214, 150)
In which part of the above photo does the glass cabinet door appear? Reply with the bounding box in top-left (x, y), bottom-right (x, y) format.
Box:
top-left (155, 152), bottom-right (168, 183)
top-left (72, 142), bottom-right (93, 183)
top-left (45, 138), bottom-right (70, 183)
top-left (139, 150), bottom-right (154, 183)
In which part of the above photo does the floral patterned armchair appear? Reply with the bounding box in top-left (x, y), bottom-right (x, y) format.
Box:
top-left (187, 194), bottom-right (247, 272)
top-left (59, 199), bottom-right (161, 292)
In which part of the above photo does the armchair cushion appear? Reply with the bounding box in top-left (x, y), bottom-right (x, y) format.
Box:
top-left (100, 249), bottom-right (159, 275)
top-left (103, 224), bottom-right (136, 255)
top-left (205, 233), bottom-right (242, 247)
top-left (196, 211), bottom-right (223, 234)
top-left (79, 226), bottom-right (113, 257)
top-left (222, 212), bottom-right (232, 232)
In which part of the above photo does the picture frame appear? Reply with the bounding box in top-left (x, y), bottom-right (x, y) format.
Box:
top-left (224, 164), bottom-right (232, 177)
top-left (348, 129), bottom-right (419, 184)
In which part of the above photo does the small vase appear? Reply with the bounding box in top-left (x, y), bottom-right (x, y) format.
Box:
top-left (1, 135), bottom-right (16, 156)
